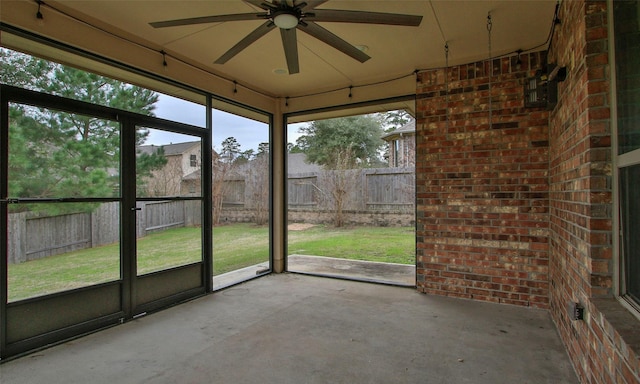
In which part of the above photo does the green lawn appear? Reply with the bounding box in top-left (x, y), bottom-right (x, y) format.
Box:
top-left (8, 223), bottom-right (414, 302)
top-left (288, 225), bottom-right (415, 264)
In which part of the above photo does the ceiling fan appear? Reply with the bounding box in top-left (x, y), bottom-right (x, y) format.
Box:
top-left (150, 0), bottom-right (423, 74)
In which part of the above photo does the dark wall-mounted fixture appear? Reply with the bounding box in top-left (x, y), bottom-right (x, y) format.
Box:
top-left (568, 301), bottom-right (585, 321)
top-left (524, 63), bottom-right (567, 110)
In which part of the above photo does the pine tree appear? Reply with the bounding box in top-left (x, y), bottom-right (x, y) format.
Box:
top-left (1, 49), bottom-right (165, 212)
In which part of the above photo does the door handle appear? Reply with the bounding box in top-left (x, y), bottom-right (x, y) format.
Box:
top-left (131, 207), bottom-right (142, 211)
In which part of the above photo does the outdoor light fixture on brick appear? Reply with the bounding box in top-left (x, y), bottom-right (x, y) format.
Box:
top-left (524, 64), bottom-right (567, 110)
top-left (568, 301), bottom-right (585, 321)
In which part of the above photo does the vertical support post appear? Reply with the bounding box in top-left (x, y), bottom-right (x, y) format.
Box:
top-left (120, 116), bottom-right (136, 317)
top-left (271, 102), bottom-right (286, 273)
top-left (0, 89), bottom-right (9, 357)
top-left (203, 96), bottom-right (213, 291)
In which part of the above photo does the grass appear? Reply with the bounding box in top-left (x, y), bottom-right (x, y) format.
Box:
top-left (211, 224), bottom-right (270, 274)
top-left (288, 225), bottom-right (415, 264)
top-left (8, 223), bottom-right (414, 302)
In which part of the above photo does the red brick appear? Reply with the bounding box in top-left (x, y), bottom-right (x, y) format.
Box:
top-left (416, 49), bottom-right (550, 309)
top-left (416, 2), bottom-right (639, 383)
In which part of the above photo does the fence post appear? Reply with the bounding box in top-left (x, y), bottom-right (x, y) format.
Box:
top-left (90, 209), bottom-right (96, 248)
top-left (137, 201), bottom-right (146, 238)
top-left (7, 212), bottom-right (27, 264)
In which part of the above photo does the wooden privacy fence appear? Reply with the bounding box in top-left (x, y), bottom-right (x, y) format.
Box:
top-left (8, 200), bottom-right (201, 264)
top-left (8, 167), bottom-right (413, 264)
top-left (221, 167), bottom-right (415, 226)
top-left (222, 168), bottom-right (415, 211)
top-left (287, 168), bottom-right (415, 211)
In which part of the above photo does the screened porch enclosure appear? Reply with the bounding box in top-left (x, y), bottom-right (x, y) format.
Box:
top-left (0, 84), bottom-right (213, 358)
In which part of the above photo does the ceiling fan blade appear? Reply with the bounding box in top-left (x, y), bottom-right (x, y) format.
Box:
top-left (307, 9), bottom-right (422, 26)
top-left (300, 1), bottom-right (329, 11)
top-left (299, 21), bottom-right (370, 63)
top-left (215, 21), bottom-right (276, 64)
top-left (243, 0), bottom-right (275, 11)
top-left (150, 13), bottom-right (262, 28)
top-left (280, 28), bottom-right (300, 74)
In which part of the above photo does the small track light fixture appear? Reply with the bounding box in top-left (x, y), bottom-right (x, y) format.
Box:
top-left (36, 1), bottom-right (44, 26)
top-left (160, 50), bottom-right (168, 72)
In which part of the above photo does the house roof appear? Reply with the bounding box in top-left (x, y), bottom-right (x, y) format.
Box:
top-left (381, 120), bottom-right (416, 141)
top-left (138, 141), bottom-right (200, 156)
top-left (180, 153), bottom-right (320, 179)
top-left (288, 153), bottom-right (322, 175)
top-left (183, 169), bottom-right (200, 181)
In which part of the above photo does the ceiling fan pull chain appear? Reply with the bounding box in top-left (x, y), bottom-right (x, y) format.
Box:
top-left (487, 12), bottom-right (493, 130)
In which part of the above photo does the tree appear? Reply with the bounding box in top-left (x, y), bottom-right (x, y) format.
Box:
top-left (249, 144), bottom-right (269, 225)
top-left (295, 115), bottom-right (384, 169)
top-left (234, 149), bottom-right (255, 165)
top-left (212, 154), bottom-right (232, 225)
top-left (1, 49), bottom-right (164, 212)
top-left (212, 137), bottom-right (242, 225)
top-left (323, 146), bottom-right (359, 227)
top-left (221, 137), bottom-right (240, 163)
top-left (257, 142), bottom-right (269, 156)
top-left (379, 110), bottom-right (412, 132)
top-left (0, 50), bottom-right (54, 90)
top-left (287, 142), bottom-right (304, 153)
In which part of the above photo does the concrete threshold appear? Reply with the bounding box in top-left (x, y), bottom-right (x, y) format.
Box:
top-left (212, 262), bottom-right (270, 291)
top-left (212, 255), bottom-right (415, 290)
top-left (287, 254), bottom-right (415, 287)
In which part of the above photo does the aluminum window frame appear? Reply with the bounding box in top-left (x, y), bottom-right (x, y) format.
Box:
top-left (609, 0), bottom-right (640, 320)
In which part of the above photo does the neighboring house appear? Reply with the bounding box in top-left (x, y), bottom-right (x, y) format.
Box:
top-left (381, 120), bottom-right (415, 168)
top-left (137, 141), bottom-right (202, 197)
top-left (181, 169), bottom-right (201, 196)
top-left (287, 152), bottom-right (322, 174)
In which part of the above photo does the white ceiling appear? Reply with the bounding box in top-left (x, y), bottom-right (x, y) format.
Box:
top-left (1, 0), bottom-right (557, 116)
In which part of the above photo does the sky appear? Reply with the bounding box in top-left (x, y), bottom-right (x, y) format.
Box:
top-left (147, 94), bottom-right (305, 152)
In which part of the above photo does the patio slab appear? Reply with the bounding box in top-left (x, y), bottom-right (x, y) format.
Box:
top-left (0, 273), bottom-right (577, 384)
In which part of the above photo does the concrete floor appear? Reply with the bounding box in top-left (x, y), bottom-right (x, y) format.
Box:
top-left (0, 273), bottom-right (577, 384)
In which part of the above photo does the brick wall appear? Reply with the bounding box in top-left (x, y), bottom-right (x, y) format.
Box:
top-left (415, 51), bottom-right (550, 308)
top-left (388, 135), bottom-right (416, 168)
top-left (414, 1), bottom-right (640, 382)
top-left (548, 1), bottom-right (640, 383)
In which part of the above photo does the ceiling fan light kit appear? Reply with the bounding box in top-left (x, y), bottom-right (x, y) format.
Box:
top-left (273, 12), bottom-right (299, 29)
top-left (150, 0), bottom-right (422, 75)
